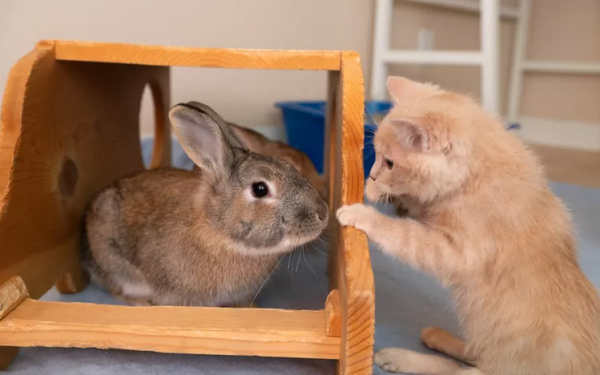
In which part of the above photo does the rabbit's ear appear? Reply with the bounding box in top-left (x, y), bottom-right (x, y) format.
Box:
top-left (169, 102), bottom-right (246, 178)
top-left (228, 123), bottom-right (269, 152)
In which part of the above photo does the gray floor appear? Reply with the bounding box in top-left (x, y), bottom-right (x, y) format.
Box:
top-left (7, 140), bottom-right (600, 374)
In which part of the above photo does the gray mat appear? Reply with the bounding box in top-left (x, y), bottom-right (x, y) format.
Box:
top-left (7, 139), bottom-right (600, 374)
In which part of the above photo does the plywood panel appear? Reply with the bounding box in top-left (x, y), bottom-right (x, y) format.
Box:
top-left (0, 41), bottom-right (171, 298)
top-left (53, 40), bottom-right (342, 71)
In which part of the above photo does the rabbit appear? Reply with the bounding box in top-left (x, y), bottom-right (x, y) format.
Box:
top-left (82, 101), bottom-right (329, 307)
top-left (192, 122), bottom-right (326, 199)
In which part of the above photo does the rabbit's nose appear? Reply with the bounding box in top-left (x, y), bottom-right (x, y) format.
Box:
top-left (316, 205), bottom-right (329, 223)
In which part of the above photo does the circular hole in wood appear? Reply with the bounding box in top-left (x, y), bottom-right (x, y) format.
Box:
top-left (139, 81), bottom-right (166, 169)
top-left (59, 158), bottom-right (78, 198)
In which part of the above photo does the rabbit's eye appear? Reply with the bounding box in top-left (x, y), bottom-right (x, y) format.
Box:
top-left (251, 182), bottom-right (269, 198)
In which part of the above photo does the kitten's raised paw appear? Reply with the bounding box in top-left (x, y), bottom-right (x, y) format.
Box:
top-left (336, 204), bottom-right (376, 231)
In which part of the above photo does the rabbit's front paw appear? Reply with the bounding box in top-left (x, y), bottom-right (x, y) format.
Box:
top-left (336, 204), bottom-right (377, 232)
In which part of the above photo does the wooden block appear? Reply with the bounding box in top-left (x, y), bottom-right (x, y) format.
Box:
top-left (0, 300), bottom-right (340, 360)
top-left (50, 40), bottom-right (342, 71)
top-left (0, 276), bottom-right (29, 320)
top-left (325, 290), bottom-right (341, 337)
top-left (55, 264), bottom-right (89, 294)
top-left (0, 347), bottom-right (19, 371)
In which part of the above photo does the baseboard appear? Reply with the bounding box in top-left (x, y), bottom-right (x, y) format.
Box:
top-left (516, 116), bottom-right (600, 151)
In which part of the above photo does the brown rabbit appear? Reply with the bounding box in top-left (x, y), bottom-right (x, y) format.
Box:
top-left (193, 122), bottom-right (326, 199)
top-left (83, 101), bottom-right (329, 307)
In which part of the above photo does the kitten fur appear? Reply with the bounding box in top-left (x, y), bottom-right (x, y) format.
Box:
top-left (337, 77), bottom-right (600, 375)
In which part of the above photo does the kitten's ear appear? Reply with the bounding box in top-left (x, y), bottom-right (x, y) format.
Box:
top-left (390, 119), bottom-right (430, 152)
top-left (169, 102), bottom-right (245, 179)
top-left (387, 76), bottom-right (438, 103)
top-left (390, 118), bottom-right (452, 154)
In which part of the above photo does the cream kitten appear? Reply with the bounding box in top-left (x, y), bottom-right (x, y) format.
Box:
top-left (337, 77), bottom-right (600, 375)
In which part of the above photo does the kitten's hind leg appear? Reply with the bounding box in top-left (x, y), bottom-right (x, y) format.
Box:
top-left (421, 327), bottom-right (476, 365)
top-left (374, 347), bottom-right (461, 375)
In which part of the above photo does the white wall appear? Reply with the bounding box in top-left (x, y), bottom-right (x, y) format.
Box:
top-left (0, 0), bottom-right (374, 134)
top-left (2, 0), bottom-right (599, 149)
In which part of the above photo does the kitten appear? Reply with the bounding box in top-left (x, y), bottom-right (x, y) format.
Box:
top-left (337, 77), bottom-right (600, 375)
top-left (193, 122), bottom-right (326, 199)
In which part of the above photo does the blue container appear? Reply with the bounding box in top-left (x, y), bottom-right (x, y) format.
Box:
top-left (275, 100), bottom-right (392, 177)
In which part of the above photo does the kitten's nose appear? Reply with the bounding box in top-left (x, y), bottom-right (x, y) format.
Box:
top-left (369, 174), bottom-right (377, 181)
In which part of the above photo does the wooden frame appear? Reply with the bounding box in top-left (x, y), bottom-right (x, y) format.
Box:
top-left (0, 41), bottom-right (374, 374)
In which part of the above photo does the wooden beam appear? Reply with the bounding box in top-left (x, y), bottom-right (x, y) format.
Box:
top-left (325, 70), bottom-right (341, 290)
top-left (0, 300), bottom-right (340, 360)
top-left (0, 276), bottom-right (29, 320)
top-left (49, 40), bottom-right (342, 71)
top-left (325, 290), bottom-right (341, 337)
top-left (336, 51), bottom-right (375, 375)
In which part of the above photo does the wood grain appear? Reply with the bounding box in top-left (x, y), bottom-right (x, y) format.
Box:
top-left (325, 70), bottom-right (341, 290)
top-left (51, 40), bottom-right (342, 71)
top-left (0, 40), bottom-right (171, 298)
top-left (325, 289), bottom-right (342, 337)
top-left (335, 52), bottom-right (375, 375)
top-left (0, 299), bottom-right (339, 360)
top-left (0, 276), bottom-right (28, 320)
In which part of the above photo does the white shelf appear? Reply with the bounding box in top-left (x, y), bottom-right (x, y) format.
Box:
top-left (384, 50), bottom-right (483, 65)
top-left (405, 0), bottom-right (520, 19)
top-left (522, 61), bottom-right (600, 75)
top-left (372, 0), bottom-right (599, 123)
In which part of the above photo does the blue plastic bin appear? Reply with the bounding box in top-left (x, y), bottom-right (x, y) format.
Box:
top-left (275, 100), bottom-right (392, 177)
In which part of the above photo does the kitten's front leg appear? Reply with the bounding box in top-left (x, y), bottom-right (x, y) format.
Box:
top-left (337, 205), bottom-right (463, 279)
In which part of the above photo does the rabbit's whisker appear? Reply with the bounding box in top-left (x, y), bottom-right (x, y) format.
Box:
top-left (251, 255), bottom-right (283, 306)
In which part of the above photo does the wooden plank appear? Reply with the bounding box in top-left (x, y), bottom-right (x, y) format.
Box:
top-left (0, 300), bottom-right (340, 360)
top-left (336, 52), bottom-right (375, 375)
top-left (325, 289), bottom-right (341, 337)
top-left (325, 70), bottom-right (341, 290)
top-left (0, 278), bottom-right (26, 370)
top-left (51, 40), bottom-right (342, 71)
top-left (0, 41), bottom-right (170, 298)
top-left (0, 276), bottom-right (28, 320)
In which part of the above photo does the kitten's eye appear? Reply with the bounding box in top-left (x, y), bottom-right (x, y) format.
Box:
top-left (251, 182), bottom-right (269, 198)
top-left (385, 158), bottom-right (394, 169)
